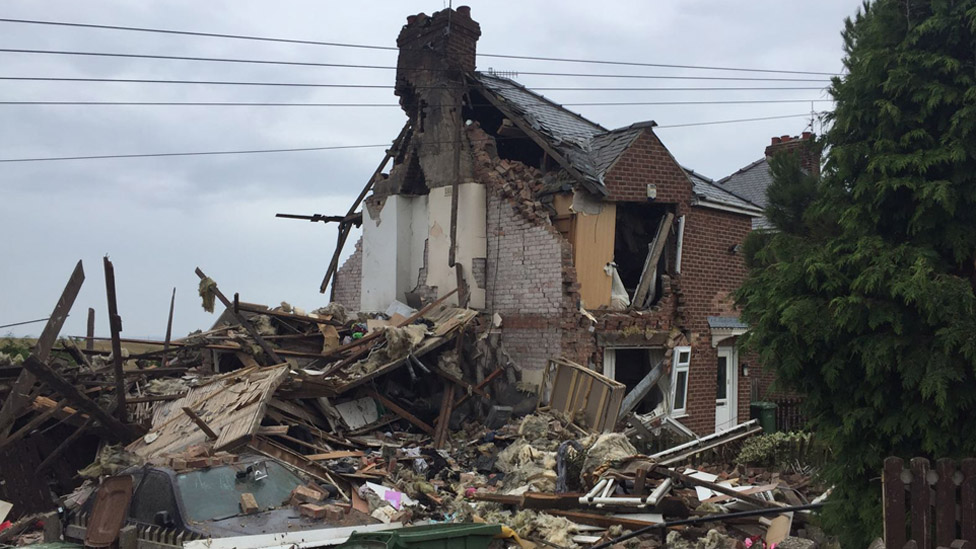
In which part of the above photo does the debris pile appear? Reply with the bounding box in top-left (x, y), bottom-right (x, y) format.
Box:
top-left (0, 263), bottom-right (831, 549)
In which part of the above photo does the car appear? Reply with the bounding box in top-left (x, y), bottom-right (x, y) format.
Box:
top-left (66, 454), bottom-right (393, 548)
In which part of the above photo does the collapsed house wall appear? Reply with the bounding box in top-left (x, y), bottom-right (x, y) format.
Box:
top-left (332, 237), bottom-right (362, 310)
top-left (468, 125), bottom-right (589, 385)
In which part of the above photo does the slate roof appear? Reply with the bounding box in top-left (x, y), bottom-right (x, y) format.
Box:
top-left (717, 157), bottom-right (774, 228)
top-left (472, 72), bottom-right (651, 195)
top-left (684, 168), bottom-right (763, 215)
top-left (472, 72), bottom-right (762, 219)
top-left (717, 158), bottom-right (773, 209)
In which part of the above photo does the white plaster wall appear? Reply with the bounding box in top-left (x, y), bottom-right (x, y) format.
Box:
top-left (360, 196), bottom-right (400, 311)
top-left (427, 183), bottom-right (487, 308)
top-left (361, 194), bottom-right (430, 311)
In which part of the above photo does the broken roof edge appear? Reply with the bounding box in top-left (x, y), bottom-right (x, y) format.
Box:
top-left (468, 72), bottom-right (610, 197)
top-left (472, 71), bottom-right (608, 133)
top-left (691, 195), bottom-right (765, 217)
top-left (683, 164), bottom-right (764, 217)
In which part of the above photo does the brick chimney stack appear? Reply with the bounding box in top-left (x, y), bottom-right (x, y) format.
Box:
top-left (395, 7), bottom-right (481, 117)
top-left (765, 131), bottom-right (821, 176)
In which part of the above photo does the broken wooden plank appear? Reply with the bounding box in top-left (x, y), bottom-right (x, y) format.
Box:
top-left (182, 407), bottom-right (219, 440)
top-left (548, 510), bottom-right (662, 530)
top-left (195, 268), bottom-right (283, 364)
top-left (234, 302), bottom-right (342, 327)
top-left (617, 359), bottom-right (664, 421)
top-left (306, 450), bottom-right (365, 460)
top-left (365, 389), bottom-right (435, 435)
top-left (249, 436), bottom-right (349, 501)
top-left (631, 212), bottom-right (675, 309)
top-left (0, 401), bottom-right (63, 452)
top-left (162, 287), bottom-right (176, 367)
top-left (433, 381), bottom-right (456, 449)
top-left (104, 256), bottom-right (128, 423)
top-left (20, 355), bottom-right (139, 441)
top-left (124, 393), bottom-right (187, 404)
top-left (912, 458), bottom-right (932, 549)
top-left (656, 468), bottom-right (780, 509)
top-left (454, 367), bottom-right (504, 408)
top-left (0, 260), bottom-right (85, 440)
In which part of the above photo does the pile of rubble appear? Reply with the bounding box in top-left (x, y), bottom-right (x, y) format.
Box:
top-left (0, 261), bottom-right (831, 549)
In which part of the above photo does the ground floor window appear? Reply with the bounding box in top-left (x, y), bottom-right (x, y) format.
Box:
top-left (671, 346), bottom-right (691, 416)
top-left (603, 347), bottom-right (665, 415)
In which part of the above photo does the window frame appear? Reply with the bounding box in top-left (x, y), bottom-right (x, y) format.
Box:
top-left (670, 346), bottom-right (691, 417)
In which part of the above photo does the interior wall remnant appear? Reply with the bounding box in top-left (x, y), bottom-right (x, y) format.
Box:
top-left (425, 182), bottom-right (487, 309)
top-left (360, 194), bottom-right (430, 311)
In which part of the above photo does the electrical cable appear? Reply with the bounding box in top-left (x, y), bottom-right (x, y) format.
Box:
top-left (0, 48), bottom-right (832, 82)
top-left (0, 113), bottom-right (827, 163)
top-left (0, 76), bottom-right (828, 92)
top-left (0, 99), bottom-right (833, 107)
top-left (0, 17), bottom-right (839, 76)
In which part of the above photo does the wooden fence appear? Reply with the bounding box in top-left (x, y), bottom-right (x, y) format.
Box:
top-left (771, 396), bottom-right (806, 432)
top-left (883, 457), bottom-right (976, 549)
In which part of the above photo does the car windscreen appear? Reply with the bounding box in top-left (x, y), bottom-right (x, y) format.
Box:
top-left (176, 461), bottom-right (304, 522)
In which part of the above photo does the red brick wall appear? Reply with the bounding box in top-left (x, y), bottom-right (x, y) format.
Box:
top-left (333, 237), bottom-right (362, 310)
top-left (599, 130), bottom-right (758, 434)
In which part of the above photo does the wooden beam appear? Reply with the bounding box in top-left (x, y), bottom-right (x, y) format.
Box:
top-left (0, 260), bottom-right (85, 440)
top-left (234, 302), bottom-right (343, 327)
top-left (182, 407), bottom-right (218, 440)
top-left (0, 401), bottom-right (63, 452)
top-left (365, 389), bottom-right (434, 436)
top-left (655, 468), bottom-right (780, 509)
top-left (433, 381), bottom-right (456, 449)
top-left (194, 268), bottom-right (283, 364)
top-left (548, 510), bottom-right (662, 530)
top-left (20, 355), bottom-right (139, 442)
top-left (124, 393), bottom-right (186, 404)
top-left (617, 359), bottom-right (665, 421)
top-left (162, 287), bottom-right (176, 367)
top-left (453, 367), bottom-right (504, 408)
top-left (320, 121), bottom-right (412, 294)
top-left (631, 212), bottom-right (675, 309)
top-left (103, 257), bottom-right (128, 423)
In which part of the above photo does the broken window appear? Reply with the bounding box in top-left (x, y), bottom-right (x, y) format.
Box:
top-left (613, 203), bottom-right (676, 309)
top-left (604, 347), bottom-right (665, 415)
top-left (671, 346), bottom-right (691, 416)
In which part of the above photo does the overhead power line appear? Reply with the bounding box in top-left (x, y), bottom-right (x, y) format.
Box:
top-left (0, 99), bottom-right (833, 107)
top-left (655, 113), bottom-right (815, 129)
top-left (0, 48), bottom-right (832, 82)
top-left (0, 113), bottom-right (826, 164)
top-left (0, 17), bottom-right (839, 76)
top-left (0, 76), bottom-right (829, 92)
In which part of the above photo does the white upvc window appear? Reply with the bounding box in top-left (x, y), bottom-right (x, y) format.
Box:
top-left (671, 346), bottom-right (691, 416)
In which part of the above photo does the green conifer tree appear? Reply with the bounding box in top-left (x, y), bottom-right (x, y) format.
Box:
top-left (737, 1), bottom-right (976, 545)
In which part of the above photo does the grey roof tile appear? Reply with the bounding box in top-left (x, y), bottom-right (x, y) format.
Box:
top-left (683, 168), bottom-right (763, 214)
top-left (717, 157), bottom-right (773, 209)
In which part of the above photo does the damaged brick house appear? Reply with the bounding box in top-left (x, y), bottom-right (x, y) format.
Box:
top-left (331, 7), bottom-right (777, 435)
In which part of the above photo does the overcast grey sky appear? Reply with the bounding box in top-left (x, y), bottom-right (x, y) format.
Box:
top-left (0, 0), bottom-right (859, 340)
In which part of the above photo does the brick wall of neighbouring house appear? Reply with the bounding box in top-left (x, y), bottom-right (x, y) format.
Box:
top-left (332, 237), bottom-right (362, 310)
top-left (603, 130), bottom-right (696, 204)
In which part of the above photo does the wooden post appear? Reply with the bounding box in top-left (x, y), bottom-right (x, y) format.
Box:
top-left (911, 458), bottom-right (932, 549)
top-left (884, 457), bottom-right (907, 549)
top-left (935, 459), bottom-right (956, 549)
top-left (162, 287), bottom-right (176, 367)
top-left (365, 389), bottom-right (434, 435)
top-left (0, 260), bottom-right (85, 440)
top-left (104, 256), bottom-right (128, 423)
top-left (961, 459), bottom-right (976, 544)
top-left (182, 407), bottom-right (218, 440)
top-left (86, 307), bottom-right (95, 351)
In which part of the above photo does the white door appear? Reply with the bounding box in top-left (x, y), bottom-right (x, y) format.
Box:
top-left (715, 347), bottom-right (738, 432)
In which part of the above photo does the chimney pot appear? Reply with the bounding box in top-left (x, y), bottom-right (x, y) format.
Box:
top-left (780, 135), bottom-right (791, 142)
top-left (457, 6), bottom-right (471, 17)
top-left (801, 131), bottom-right (813, 140)
top-left (770, 137), bottom-right (781, 145)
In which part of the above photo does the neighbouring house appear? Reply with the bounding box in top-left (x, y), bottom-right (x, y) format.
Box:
top-left (331, 7), bottom-right (792, 435)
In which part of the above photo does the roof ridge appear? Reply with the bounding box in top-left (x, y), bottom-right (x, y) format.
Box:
top-left (472, 71), bottom-right (608, 133)
top-left (716, 156), bottom-right (767, 185)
